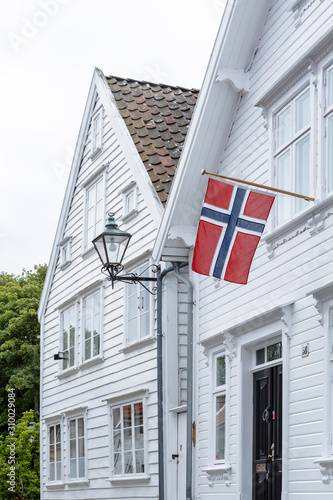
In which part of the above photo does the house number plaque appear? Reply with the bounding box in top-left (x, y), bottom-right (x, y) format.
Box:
top-left (256, 463), bottom-right (266, 473)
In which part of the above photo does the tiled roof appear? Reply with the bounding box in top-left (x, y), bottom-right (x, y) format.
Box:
top-left (107, 76), bottom-right (199, 206)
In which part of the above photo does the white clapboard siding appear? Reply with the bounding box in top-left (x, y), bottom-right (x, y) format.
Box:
top-left (195, 0), bottom-right (333, 498)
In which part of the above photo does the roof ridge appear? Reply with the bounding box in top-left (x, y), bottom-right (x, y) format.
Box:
top-left (105, 74), bottom-right (200, 94)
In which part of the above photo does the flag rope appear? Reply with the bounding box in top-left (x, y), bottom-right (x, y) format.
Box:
top-left (201, 169), bottom-right (315, 202)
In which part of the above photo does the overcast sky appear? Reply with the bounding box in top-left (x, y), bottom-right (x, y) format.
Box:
top-left (0, 0), bottom-right (224, 275)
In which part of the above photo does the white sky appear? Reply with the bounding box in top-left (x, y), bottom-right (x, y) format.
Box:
top-left (0, 0), bottom-right (224, 275)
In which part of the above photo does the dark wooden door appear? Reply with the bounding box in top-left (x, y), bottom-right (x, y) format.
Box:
top-left (253, 365), bottom-right (282, 500)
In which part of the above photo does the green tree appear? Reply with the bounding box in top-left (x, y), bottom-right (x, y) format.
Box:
top-left (0, 410), bottom-right (40, 500)
top-left (0, 265), bottom-right (46, 434)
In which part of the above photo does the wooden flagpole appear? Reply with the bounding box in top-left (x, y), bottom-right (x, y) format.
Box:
top-left (201, 169), bottom-right (315, 202)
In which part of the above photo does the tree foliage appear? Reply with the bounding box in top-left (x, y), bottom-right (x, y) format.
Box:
top-left (0, 265), bottom-right (47, 434)
top-left (0, 410), bottom-right (40, 500)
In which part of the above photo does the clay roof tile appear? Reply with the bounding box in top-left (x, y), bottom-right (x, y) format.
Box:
top-left (106, 75), bottom-right (199, 205)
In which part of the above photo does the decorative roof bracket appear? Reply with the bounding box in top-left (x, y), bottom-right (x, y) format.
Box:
top-left (216, 68), bottom-right (249, 95)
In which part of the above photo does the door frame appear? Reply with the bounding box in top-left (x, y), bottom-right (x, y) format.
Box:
top-left (237, 319), bottom-right (291, 500)
top-left (252, 364), bottom-right (283, 500)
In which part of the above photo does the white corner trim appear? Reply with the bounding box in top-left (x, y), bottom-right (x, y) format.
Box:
top-left (168, 225), bottom-right (196, 247)
top-left (216, 68), bottom-right (249, 94)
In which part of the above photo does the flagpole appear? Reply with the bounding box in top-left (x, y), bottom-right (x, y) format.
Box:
top-left (201, 169), bottom-right (315, 202)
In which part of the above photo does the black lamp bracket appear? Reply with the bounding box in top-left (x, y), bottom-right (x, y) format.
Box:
top-left (101, 263), bottom-right (159, 294)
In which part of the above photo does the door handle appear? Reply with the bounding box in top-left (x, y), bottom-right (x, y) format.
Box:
top-left (268, 443), bottom-right (275, 461)
top-left (172, 454), bottom-right (179, 459)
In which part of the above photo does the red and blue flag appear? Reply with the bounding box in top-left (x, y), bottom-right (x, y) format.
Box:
top-left (192, 178), bottom-right (275, 284)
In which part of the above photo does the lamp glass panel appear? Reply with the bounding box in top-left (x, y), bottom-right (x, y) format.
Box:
top-left (104, 234), bottom-right (129, 265)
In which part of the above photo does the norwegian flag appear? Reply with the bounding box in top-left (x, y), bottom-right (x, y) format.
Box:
top-left (192, 178), bottom-right (275, 284)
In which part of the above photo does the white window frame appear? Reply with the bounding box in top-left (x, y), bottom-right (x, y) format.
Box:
top-left (90, 106), bottom-right (103, 158)
top-left (323, 60), bottom-right (333, 196)
top-left (81, 287), bottom-right (103, 365)
top-left (120, 181), bottom-right (138, 222)
top-left (81, 164), bottom-right (108, 255)
top-left (63, 408), bottom-right (89, 486)
top-left (84, 176), bottom-right (105, 252)
top-left (211, 349), bottom-right (229, 466)
top-left (124, 260), bottom-right (155, 348)
top-left (58, 236), bottom-right (72, 270)
top-left (106, 389), bottom-right (150, 483)
top-left (46, 418), bottom-right (64, 486)
top-left (272, 80), bottom-right (314, 226)
top-left (59, 303), bottom-right (78, 373)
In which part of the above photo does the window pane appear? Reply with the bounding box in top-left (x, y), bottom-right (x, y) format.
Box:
top-left (70, 458), bottom-right (77, 478)
top-left (113, 430), bottom-right (121, 451)
top-left (123, 405), bottom-right (132, 428)
top-left (125, 191), bottom-right (134, 214)
top-left (276, 149), bottom-right (291, 224)
top-left (70, 437), bottom-right (76, 459)
top-left (216, 395), bottom-right (226, 460)
top-left (70, 420), bottom-right (76, 439)
top-left (56, 462), bottom-right (61, 481)
top-left (124, 451), bottom-right (133, 474)
top-left (256, 348), bottom-right (265, 365)
top-left (140, 310), bottom-right (150, 338)
top-left (295, 89), bottom-right (310, 132)
top-left (78, 457), bottom-right (85, 478)
top-left (114, 453), bottom-right (122, 475)
top-left (87, 185), bottom-right (95, 209)
top-left (135, 426), bottom-right (144, 449)
top-left (78, 418), bottom-right (84, 438)
top-left (49, 426), bottom-right (54, 445)
top-left (135, 450), bottom-right (145, 473)
top-left (328, 114), bottom-right (333, 192)
top-left (113, 407), bottom-right (121, 430)
top-left (93, 334), bottom-right (100, 356)
top-left (124, 429), bottom-right (132, 450)
top-left (56, 443), bottom-right (61, 461)
top-left (50, 444), bottom-right (55, 463)
top-left (277, 105), bottom-right (291, 148)
top-left (134, 402), bottom-right (143, 426)
top-left (56, 424), bottom-right (61, 443)
top-left (78, 438), bottom-right (84, 458)
top-left (85, 339), bottom-right (91, 360)
top-left (267, 341), bottom-right (282, 362)
top-left (295, 134), bottom-right (310, 213)
top-left (128, 318), bottom-right (136, 343)
top-left (216, 356), bottom-right (226, 386)
top-left (49, 463), bottom-right (55, 481)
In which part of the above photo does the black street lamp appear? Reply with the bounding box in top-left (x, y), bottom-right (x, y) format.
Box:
top-left (92, 213), bottom-right (158, 291)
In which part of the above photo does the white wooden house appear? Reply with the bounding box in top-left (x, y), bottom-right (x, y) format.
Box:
top-left (153, 0), bottom-right (333, 499)
top-left (38, 68), bottom-right (199, 500)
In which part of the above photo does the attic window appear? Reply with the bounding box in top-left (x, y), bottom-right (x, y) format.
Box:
top-left (58, 236), bottom-right (72, 270)
top-left (90, 106), bottom-right (103, 159)
top-left (120, 182), bottom-right (138, 222)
